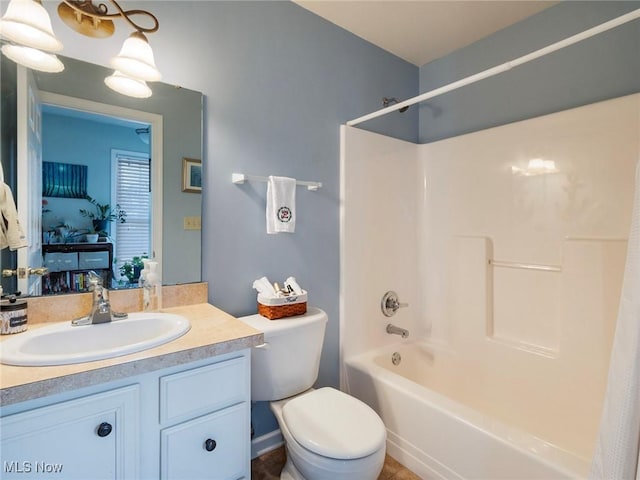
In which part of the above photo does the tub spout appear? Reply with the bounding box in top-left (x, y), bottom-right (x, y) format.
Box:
top-left (386, 323), bottom-right (409, 339)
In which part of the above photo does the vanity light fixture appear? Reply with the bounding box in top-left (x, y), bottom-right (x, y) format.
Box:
top-left (0, 0), bottom-right (64, 71)
top-left (0, 0), bottom-right (161, 97)
top-left (1, 44), bottom-right (64, 72)
top-left (110, 31), bottom-right (161, 82)
top-left (104, 70), bottom-right (152, 99)
top-left (0, 0), bottom-right (63, 51)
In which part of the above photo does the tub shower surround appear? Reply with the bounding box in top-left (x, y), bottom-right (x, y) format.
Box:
top-left (340, 93), bottom-right (639, 478)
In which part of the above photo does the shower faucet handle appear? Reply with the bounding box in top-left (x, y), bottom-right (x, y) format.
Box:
top-left (381, 291), bottom-right (408, 317)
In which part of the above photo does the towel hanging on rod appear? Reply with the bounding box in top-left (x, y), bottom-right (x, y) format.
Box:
top-left (266, 176), bottom-right (296, 234)
top-left (232, 173), bottom-right (322, 191)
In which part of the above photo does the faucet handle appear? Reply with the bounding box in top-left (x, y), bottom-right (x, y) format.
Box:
top-left (87, 271), bottom-right (103, 288)
top-left (87, 271), bottom-right (109, 304)
top-left (381, 291), bottom-right (408, 317)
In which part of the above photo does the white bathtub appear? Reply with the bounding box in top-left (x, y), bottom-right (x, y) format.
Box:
top-left (344, 343), bottom-right (591, 479)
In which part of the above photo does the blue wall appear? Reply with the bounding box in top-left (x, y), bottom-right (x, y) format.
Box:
top-left (418, 1), bottom-right (640, 143)
top-left (187, 2), bottom-right (418, 436)
top-left (42, 113), bottom-right (147, 233)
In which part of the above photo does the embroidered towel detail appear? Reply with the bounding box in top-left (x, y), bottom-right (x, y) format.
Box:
top-left (266, 176), bottom-right (296, 234)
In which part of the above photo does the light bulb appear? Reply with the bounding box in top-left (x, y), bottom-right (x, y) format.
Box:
top-left (1, 44), bottom-right (64, 72)
top-left (0, 0), bottom-right (62, 51)
top-left (110, 32), bottom-right (161, 82)
top-left (105, 70), bottom-right (152, 98)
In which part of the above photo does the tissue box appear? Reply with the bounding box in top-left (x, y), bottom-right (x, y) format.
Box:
top-left (257, 291), bottom-right (307, 320)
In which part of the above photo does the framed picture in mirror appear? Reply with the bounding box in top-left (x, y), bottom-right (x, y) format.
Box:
top-left (182, 158), bottom-right (202, 193)
top-left (42, 161), bottom-right (87, 198)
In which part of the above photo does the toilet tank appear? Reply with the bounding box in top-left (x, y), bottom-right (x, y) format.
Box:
top-left (238, 307), bottom-right (328, 401)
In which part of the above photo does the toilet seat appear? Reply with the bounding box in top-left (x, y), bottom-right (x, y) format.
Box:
top-left (282, 387), bottom-right (386, 460)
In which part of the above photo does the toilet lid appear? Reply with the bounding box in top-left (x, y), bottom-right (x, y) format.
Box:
top-left (282, 387), bottom-right (386, 460)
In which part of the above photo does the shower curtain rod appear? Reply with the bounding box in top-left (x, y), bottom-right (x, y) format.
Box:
top-left (347, 8), bottom-right (640, 127)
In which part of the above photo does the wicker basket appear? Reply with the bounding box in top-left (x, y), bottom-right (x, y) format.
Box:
top-left (257, 291), bottom-right (307, 320)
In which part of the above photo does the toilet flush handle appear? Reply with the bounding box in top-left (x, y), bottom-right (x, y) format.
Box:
top-left (254, 342), bottom-right (270, 349)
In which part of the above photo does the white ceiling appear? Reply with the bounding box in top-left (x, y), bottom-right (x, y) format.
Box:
top-left (293, 1), bottom-right (558, 66)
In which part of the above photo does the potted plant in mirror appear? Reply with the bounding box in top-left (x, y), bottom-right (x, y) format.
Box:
top-left (85, 229), bottom-right (99, 243)
top-left (119, 255), bottom-right (148, 285)
top-left (79, 195), bottom-right (127, 234)
top-left (49, 221), bottom-right (77, 244)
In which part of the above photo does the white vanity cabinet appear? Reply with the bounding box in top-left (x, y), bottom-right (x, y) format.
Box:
top-left (0, 349), bottom-right (251, 480)
top-left (159, 356), bottom-right (249, 479)
top-left (161, 403), bottom-right (247, 479)
top-left (1, 386), bottom-right (139, 479)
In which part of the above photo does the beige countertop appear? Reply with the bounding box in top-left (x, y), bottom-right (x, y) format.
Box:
top-left (0, 303), bottom-right (263, 406)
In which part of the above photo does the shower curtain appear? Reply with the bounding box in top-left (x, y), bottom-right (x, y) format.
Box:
top-left (590, 160), bottom-right (640, 480)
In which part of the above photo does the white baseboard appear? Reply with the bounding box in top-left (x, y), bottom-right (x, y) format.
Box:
top-left (251, 429), bottom-right (284, 459)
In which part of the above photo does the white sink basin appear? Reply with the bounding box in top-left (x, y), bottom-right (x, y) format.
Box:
top-left (0, 312), bottom-right (191, 366)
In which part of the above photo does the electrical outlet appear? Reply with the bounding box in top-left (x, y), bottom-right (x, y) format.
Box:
top-left (183, 216), bottom-right (201, 230)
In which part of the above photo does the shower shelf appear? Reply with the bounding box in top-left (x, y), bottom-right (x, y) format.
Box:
top-left (232, 173), bottom-right (322, 191)
top-left (488, 259), bottom-right (561, 273)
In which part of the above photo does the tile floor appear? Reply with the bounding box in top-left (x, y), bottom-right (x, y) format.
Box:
top-left (250, 446), bottom-right (422, 480)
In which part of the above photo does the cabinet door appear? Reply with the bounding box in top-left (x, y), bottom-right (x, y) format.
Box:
top-left (161, 402), bottom-right (248, 480)
top-left (1, 385), bottom-right (139, 479)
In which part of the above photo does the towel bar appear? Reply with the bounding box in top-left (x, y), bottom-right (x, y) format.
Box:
top-left (232, 173), bottom-right (322, 191)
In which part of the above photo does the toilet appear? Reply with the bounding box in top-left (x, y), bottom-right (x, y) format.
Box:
top-left (238, 307), bottom-right (386, 480)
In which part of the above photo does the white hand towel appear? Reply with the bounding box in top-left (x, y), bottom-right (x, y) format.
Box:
top-left (252, 276), bottom-right (277, 298)
top-left (0, 183), bottom-right (27, 251)
top-left (266, 176), bottom-right (296, 234)
top-left (284, 276), bottom-right (303, 295)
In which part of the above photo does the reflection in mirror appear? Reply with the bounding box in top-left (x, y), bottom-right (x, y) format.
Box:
top-left (41, 103), bottom-right (151, 294)
top-left (0, 55), bottom-right (203, 297)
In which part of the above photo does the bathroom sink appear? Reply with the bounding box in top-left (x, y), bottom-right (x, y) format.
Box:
top-left (0, 312), bottom-right (191, 366)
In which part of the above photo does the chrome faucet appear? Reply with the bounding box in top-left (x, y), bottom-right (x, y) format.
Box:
top-left (386, 323), bottom-right (409, 339)
top-left (89, 272), bottom-right (112, 324)
top-left (72, 272), bottom-right (127, 326)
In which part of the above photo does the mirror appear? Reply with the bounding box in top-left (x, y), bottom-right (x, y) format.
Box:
top-left (0, 55), bottom-right (203, 296)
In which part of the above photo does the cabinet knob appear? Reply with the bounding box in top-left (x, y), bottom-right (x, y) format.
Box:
top-left (204, 438), bottom-right (217, 452)
top-left (96, 422), bottom-right (113, 437)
